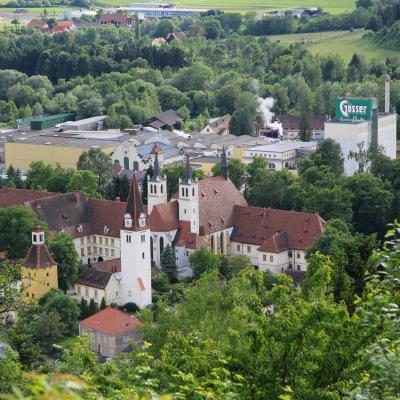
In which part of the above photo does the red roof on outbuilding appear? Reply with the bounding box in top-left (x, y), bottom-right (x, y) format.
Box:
top-left (80, 307), bottom-right (143, 337)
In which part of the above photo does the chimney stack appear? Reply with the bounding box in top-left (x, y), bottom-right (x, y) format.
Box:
top-left (385, 76), bottom-right (391, 113)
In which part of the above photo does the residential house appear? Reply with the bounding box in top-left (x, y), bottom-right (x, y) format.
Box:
top-left (165, 31), bottom-right (188, 43)
top-left (79, 307), bottom-right (143, 357)
top-left (201, 115), bottom-right (231, 136)
top-left (51, 21), bottom-right (76, 34)
top-left (100, 14), bottom-right (132, 26)
top-left (75, 261), bottom-right (121, 306)
top-left (149, 110), bottom-right (184, 131)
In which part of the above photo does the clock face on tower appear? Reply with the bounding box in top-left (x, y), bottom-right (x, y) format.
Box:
top-left (138, 213), bottom-right (146, 228)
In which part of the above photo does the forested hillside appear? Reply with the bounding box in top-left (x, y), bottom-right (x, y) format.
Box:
top-left (1, 19), bottom-right (400, 133)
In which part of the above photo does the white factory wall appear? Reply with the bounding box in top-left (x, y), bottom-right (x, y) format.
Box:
top-left (378, 113), bottom-right (397, 159)
top-left (324, 120), bottom-right (370, 176)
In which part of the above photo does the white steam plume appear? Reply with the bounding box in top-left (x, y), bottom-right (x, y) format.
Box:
top-left (257, 97), bottom-right (283, 138)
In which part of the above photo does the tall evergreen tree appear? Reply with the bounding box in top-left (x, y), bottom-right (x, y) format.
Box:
top-left (141, 165), bottom-right (153, 206)
top-left (299, 114), bottom-right (311, 142)
top-left (160, 245), bottom-right (178, 282)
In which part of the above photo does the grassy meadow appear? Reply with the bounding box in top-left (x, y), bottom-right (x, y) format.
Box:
top-left (97, 0), bottom-right (356, 14)
top-left (268, 29), bottom-right (399, 61)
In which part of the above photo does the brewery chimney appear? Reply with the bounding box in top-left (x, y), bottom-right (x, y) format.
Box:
top-left (385, 76), bottom-right (390, 113)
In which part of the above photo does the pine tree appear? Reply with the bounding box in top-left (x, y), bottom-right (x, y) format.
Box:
top-left (141, 165), bottom-right (153, 205)
top-left (100, 297), bottom-right (106, 310)
top-left (80, 299), bottom-right (89, 319)
top-left (88, 299), bottom-right (99, 316)
top-left (160, 245), bottom-right (178, 282)
top-left (14, 169), bottom-right (23, 189)
top-left (6, 165), bottom-right (16, 184)
top-left (299, 114), bottom-right (312, 142)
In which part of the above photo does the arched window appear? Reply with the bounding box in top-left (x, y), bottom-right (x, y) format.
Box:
top-left (161, 184), bottom-right (163, 193)
top-left (133, 161), bottom-right (139, 171)
top-left (181, 187), bottom-right (184, 197)
top-left (185, 188), bottom-right (188, 197)
top-left (268, 163), bottom-right (275, 170)
top-left (220, 232), bottom-right (224, 254)
top-left (154, 185), bottom-right (157, 194)
top-left (160, 237), bottom-right (164, 254)
top-left (124, 157), bottom-right (129, 170)
top-left (150, 237), bottom-right (154, 261)
top-left (150, 184), bottom-right (153, 194)
top-left (192, 187), bottom-right (195, 196)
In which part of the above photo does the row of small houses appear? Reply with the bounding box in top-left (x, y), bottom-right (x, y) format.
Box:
top-left (27, 14), bottom-right (190, 42)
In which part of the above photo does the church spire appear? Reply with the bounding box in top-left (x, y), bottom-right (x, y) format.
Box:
top-left (152, 150), bottom-right (160, 180)
top-left (221, 146), bottom-right (228, 180)
top-left (183, 153), bottom-right (192, 183)
top-left (124, 176), bottom-right (146, 230)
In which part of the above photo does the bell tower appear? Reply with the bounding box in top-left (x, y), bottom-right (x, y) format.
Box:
top-left (120, 176), bottom-right (152, 308)
top-left (178, 154), bottom-right (199, 234)
top-left (147, 143), bottom-right (167, 215)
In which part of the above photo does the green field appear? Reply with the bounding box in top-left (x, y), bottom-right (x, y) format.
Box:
top-left (268, 29), bottom-right (399, 61)
top-left (98, 0), bottom-right (355, 14)
top-left (0, 0), bottom-right (355, 15)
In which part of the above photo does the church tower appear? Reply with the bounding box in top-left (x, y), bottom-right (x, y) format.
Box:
top-left (147, 143), bottom-right (167, 215)
top-left (120, 176), bottom-right (152, 308)
top-left (178, 154), bottom-right (199, 234)
top-left (22, 226), bottom-right (58, 301)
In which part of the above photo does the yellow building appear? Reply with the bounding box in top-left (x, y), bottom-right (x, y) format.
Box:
top-left (5, 133), bottom-right (118, 170)
top-left (22, 226), bottom-right (58, 301)
top-left (190, 156), bottom-right (220, 177)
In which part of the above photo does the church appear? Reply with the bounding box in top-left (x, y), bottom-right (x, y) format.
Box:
top-left (74, 145), bottom-right (325, 309)
top-left (0, 144), bottom-right (325, 309)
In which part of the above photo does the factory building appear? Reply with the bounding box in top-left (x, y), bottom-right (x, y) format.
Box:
top-left (325, 86), bottom-right (397, 176)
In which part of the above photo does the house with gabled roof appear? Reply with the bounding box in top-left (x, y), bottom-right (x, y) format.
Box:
top-left (79, 307), bottom-right (143, 357)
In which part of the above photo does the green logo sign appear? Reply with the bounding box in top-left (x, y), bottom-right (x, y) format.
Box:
top-left (335, 98), bottom-right (373, 121)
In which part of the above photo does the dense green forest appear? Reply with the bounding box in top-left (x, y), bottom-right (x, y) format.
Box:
top-left (1, 17), bottom-right (400, 134)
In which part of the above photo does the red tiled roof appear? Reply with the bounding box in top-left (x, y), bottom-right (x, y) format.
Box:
top-left (51, 21), bottom-right (74, 33)
top-left (91, 258), bottom-right (121, 273)
top-left (198, 176), bottom-right (247, 234)
top-left (89, 198), bottom-right (126, 238)
top-left (275, 115), bottom-right (327, 131)
top-left (148, 200), bottom-right (179, 232)
top-left (232, 206), bottom-right (325, 252)
top-left (24, 244), bottom-right (56, 269)
top-left (174, 221), bottom-right (208, 249)
top-left (80, 307), bottom-right (143, 337)
top-left (100, 14), bottom-right (129, 23)
top-left (0, 188), bottom-right (58, 208)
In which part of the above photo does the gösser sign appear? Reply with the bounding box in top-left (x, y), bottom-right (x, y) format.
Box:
top-left (335, 98), bottom-right (373, 121)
